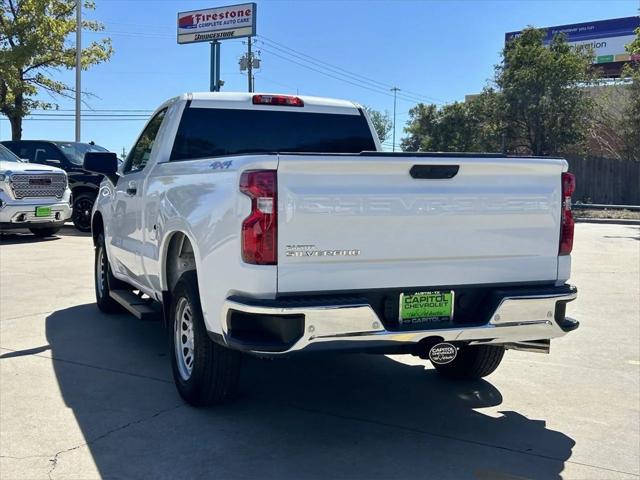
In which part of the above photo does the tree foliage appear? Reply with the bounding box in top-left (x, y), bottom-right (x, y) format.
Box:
top-left (364, 106), bottom-right (392, 143)
top-left (401, 27), bottom-right (598, 157)
top-left (0, 0), bottom-right (113, 140)
top-left (496, 27), bottom-right (596, 155)
top-left (400, 92), bottom-right (502, 153)
top-left (620, 26), bottom-right (640, 160)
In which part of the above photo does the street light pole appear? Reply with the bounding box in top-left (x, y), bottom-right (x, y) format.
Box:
top-left (75, 0), bottom-right (81, 142)
top-left (390, 87), bottom-right (400, 152)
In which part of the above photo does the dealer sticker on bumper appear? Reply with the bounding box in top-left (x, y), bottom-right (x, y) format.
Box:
top-left (399, 291), bottom-right (454, 325)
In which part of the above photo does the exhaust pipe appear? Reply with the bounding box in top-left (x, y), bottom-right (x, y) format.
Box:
top-left (503, 339), bottom-right (550, 354)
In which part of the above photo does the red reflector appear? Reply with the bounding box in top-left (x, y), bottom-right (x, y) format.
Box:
top-left (559, 172), bottom-right (575, 255)
top-left (252, 95), bottom-right (304, 107)
top-left (240, 170), bottom-right (277, 265)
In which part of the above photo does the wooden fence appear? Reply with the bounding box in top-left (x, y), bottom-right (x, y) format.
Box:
top-left (565, 156), bottom-right (640, 205)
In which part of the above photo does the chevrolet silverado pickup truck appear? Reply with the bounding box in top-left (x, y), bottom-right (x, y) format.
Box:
top-left (0, 144), bottom-right (72, 237)
top-left (84, 92), bottom-right (579, 407)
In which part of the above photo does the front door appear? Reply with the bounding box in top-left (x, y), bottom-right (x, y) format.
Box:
top-left (109, 109), bottom-right (167, 288)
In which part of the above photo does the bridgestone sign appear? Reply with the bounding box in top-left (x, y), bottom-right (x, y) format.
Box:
top-left (177, 3), bottom-right (256, 45)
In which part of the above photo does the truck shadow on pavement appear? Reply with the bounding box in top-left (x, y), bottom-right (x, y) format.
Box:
top-left (43, 304), bottom-right (575, 480)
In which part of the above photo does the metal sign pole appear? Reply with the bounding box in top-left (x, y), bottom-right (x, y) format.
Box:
top-left (210, 41), bottom-right (221, 92)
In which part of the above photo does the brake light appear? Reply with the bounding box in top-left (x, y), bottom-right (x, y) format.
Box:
top-left (240, 170), bottom-right (277, 265)
top-left (559, 172), bottom-right (575, 255)
top-left (252, 94), bottom-right (304, 107)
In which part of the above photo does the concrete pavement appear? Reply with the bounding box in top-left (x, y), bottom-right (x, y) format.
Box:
top-left (1, 224), bottom-right (639, 479)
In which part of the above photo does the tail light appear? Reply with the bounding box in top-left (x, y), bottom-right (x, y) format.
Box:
top-left (559, 172), bottom-right (575, 255)
top-left (240, 170), bottom-right (277, 265)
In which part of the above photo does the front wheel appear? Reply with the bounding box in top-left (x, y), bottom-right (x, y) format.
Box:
top-left (72, 193), bottom-right (96, 232)
top-left (29, 227), bottom-right (61, 237)
top-left (432, 345), bottom-right (505, 380)
top-left (94, 233), bottom-right (125, 313)
top-left (169, 271), bottom-right (241, 406)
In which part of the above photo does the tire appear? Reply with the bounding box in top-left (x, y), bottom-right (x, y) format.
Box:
top-left (94, 233), bottom-right (126, 313)
top-left (169, 271), bottom-right (241, 406)
top-left (29, 227), bottom-right (61, 237)
top-left (72, 192), bottom-right (96, 232)
top-left (432, 345), bottom-right (505, 380)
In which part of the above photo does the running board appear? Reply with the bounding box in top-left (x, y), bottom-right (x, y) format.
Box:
top-left (109, 289), bottom-right (161, 321)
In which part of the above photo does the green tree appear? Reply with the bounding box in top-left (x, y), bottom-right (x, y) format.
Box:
top-left (496, 27), bottom-right (596, 155)
top-left (0, 0), bottom-right (113, 140)
top-left (620, 26), bottom-right (640, 160)
top-left (400, 93), bottom-right (503, 153)
top-left (364, 106), bottom-right (392, 143)
top-left (400, 103), bottom-right (439, 152)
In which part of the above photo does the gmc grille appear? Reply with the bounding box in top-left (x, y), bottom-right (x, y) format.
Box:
top-left (9, 173), bottom-right (67, 199)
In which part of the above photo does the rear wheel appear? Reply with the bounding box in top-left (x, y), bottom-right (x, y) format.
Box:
top-left (29, 227), bottom-right (61, 237)
top-left (432, 345), bottom-right (505, 380)
top-left (94, 233), bottom-right (126, 313)
top-left (169, 271), bottom-right (241, 406)
top-left (73, 193), bottom-right (96, 232)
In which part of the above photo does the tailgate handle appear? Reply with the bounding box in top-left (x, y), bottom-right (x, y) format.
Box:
top-left (410, 165), bottom-right (459, 179)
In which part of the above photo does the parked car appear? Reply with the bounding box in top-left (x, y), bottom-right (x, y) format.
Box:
top-left (1, 140), bottom-right (110, 232)
top-left (84, 92), bottom-right (579, 407)
top-left (0, 143), bottom-right (72, 237)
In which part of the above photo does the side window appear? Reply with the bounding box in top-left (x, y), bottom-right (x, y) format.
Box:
top-left (7, 143), bottom-right (35, 161)
top-left (33, 143), bottom-right (64, 165)
top-left (123, 108), bottom-right (167, 174)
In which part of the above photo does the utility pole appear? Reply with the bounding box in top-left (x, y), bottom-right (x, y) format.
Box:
top-left (75, 0), bottom-right (81, 142)
top-left (390, 87), bottom-right (400, 152)
top-left (247, 36), bottom-right (253, 93)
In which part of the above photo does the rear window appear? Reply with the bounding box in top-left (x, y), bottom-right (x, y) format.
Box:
top-left (170, 107), bottom-right (376, 161)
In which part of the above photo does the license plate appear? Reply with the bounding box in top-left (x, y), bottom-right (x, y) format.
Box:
top-left (399, 291), bottom-right (454, 325)
top-left (35, 206), bottom-right (51, 217)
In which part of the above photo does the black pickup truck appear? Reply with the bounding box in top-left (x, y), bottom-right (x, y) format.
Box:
top-left (1, 140), bottom-right (111, 231)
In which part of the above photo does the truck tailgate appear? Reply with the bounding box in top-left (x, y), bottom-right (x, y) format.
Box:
top-left (277, 154), bottom-right (565, 293)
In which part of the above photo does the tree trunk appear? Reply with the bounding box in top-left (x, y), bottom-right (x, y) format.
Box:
top-left (8, 114), bottom-right (22, 141)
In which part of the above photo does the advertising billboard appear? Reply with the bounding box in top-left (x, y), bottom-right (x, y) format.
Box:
top-left (506, 16), bottom-right (640, 77)
top-left (177, 3), bottom-right (256, 45)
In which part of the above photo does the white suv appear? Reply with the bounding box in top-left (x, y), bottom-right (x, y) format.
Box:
top-left (0, 144), bottom-right (72, 237)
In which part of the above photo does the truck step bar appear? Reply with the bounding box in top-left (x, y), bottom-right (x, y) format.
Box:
top-left (109, 289), bottom-right (161, 321)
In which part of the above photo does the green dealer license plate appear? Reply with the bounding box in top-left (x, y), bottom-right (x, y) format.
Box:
top-left (399, 291), bottom-right (454, 325)
top-left (35, 206), bottom-right (51, 217)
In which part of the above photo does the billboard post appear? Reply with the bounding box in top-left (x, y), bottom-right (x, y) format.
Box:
top-left (177, 3), bottom-right (257, 92)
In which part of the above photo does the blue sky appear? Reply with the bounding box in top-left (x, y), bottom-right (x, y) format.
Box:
top-left (0, 0), bottom-right (637, 153)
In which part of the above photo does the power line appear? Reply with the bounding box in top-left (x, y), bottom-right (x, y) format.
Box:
top-left (258, 35), bottom-right (445, 105)
top-left (259, 45), bottom-right (438, 106)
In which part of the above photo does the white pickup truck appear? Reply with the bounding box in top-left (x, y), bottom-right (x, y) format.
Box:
top-left (85, 92), bottom-right (579, 407)
top-left (0, 144), bottom-right (72, 236)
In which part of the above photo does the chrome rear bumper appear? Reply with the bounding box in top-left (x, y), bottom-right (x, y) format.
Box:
top-left (221, 286), bottom-right (578, 355)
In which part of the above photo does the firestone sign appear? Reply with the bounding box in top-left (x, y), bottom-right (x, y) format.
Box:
top-left (177, 2), bottom-right (256, 45)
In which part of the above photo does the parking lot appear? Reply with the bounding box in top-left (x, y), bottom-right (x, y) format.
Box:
top-left (0, 223), bottom-right (638, 480)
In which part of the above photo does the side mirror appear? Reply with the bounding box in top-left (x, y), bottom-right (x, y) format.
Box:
top-left (84, 152), bottom-right (119, 183)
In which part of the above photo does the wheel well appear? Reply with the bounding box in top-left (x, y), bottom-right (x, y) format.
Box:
top-left (165, 232), bottom-right (197, 292)
top-left (91, 211), bottom-right (103, 246)
top-left (72, 186), bottom-right (98, 200)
